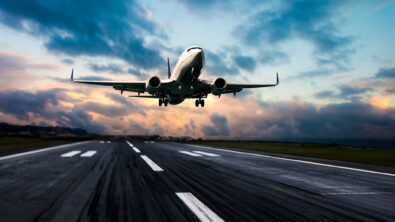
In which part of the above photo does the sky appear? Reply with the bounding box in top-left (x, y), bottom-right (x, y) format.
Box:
top-left (0, 0), bottom-right (394, 140)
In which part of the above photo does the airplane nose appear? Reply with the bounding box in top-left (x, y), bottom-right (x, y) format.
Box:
top-left (194, 50), bottom-right (204, 66)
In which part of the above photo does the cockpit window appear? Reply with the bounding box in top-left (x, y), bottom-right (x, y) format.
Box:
top-left (186, 46), bottom-right (202, 52)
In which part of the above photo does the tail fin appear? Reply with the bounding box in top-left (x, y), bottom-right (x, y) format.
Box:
top-left (167, 58), bottom-right (171, 79)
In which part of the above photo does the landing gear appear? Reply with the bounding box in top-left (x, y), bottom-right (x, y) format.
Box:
top-left (159, 98), bottom-right (168, 107)
top-left (195, 99), bottom-right (205, 107)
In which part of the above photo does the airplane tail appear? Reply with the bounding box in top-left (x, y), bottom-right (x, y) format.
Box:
top-left (167, 58), bottom-right (171, 79)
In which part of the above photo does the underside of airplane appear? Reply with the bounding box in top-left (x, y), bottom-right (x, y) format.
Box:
top-left (71, 46), bottom-right (279, 107)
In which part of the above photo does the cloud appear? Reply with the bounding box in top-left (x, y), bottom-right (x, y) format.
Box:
top-left (314, 84), bottom-right (372, 100)
top-left (238, 0), bottom-right (354, 71)
top-left (0, 89), bottom-right (105, 133)
top-left (233, 55), bottom-right (256, 71)
top-left (202, 113), bottom-right (230, 136)
top-left (205, 50), bottom-right (238, 76)
top-left (0, 0), bottom-right (164, 69)
top-left (231, 100), bottom-right (395, 139)
top-left (375, 67), bottom-right (395, 78)
top-left (89, 63), bottom-right (124, 74)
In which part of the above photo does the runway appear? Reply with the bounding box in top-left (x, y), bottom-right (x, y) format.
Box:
top-left (0, 139), bottom-right (394, 221)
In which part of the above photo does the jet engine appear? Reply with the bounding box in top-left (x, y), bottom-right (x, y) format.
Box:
top-left (211, 78), bottom-right (227, 95)
top-left (146, 76), bottom-right (161, 94)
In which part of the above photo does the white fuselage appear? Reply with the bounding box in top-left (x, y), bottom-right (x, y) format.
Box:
top-left (166, 46), bottom-right (206, 104)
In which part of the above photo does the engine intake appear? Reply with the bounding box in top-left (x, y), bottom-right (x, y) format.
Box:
top-left (146, 76), bottom-right (161, 94)
top-left (211, 78), bottom-right (227, 95)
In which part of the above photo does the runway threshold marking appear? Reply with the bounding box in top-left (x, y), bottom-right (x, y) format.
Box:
top-left (179, 151), bottom-right (202, 157)
top-left (193, 151), bottom-right (220, 157)
top-left (61, 151), bottom-right (81, 157)
top-left (187, 144), bottom-right (395, 177)
top-left (0, 141), bottom-right (91, 161)
top-left (141, 155), bottom-right (163, 172)
top-left (176, 192), bottom-right (224, 222)
top-left (125, 140), bottom-right (141, 153)
top-left (80, 151), bottom-right (97, 157)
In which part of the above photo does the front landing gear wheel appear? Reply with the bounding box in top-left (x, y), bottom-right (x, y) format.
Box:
top-left (200, 99), bottom-right (205, 107)
top-left (195, 99), bottom-right (199, 107)
top-left (159, 99), bottom-right (163, 106)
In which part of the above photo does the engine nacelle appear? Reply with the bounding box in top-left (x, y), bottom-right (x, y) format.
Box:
top-left (211, 77), bottom-right (227, 95)
top-left (146, 76), bottom-right (161, 94)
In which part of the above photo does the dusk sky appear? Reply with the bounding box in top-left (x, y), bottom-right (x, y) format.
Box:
top-left (0, 0), bottom-right (394, 139)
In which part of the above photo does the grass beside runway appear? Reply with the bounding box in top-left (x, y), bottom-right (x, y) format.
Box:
top-left (0, 136), bottom-right (90, 156)
top-left (184, 140), bottom-right (395, 167)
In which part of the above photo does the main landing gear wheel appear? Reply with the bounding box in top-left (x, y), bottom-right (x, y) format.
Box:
top-left (164, 99), bottom-right (168, 106)
top-left (195, 99), bottom-right (205, 107)
top-left (159, 99), bottom-right (163, 106)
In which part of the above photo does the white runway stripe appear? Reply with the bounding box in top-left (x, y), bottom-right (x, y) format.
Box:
top-left (80, 151), bottom-right (97, 157)
top-left (193, 151), bottom-right (220, 157)
top-left (176, 192), bottom-right (224, 222)
top-left (132, 147), bottom-right (141, 153)
top-left (0, 141), bottom-right (91, 161)
top-left (179, 151), bottom-right (202, 157)
top-left (61, 151), bottom-right (81, 157)
top-left (106, 141), bottom-right (111, 143)
top-left (100, 141), bottom-right (105, 143)
top-left (141, 155), bottom-right (163, 172)
top-left (125, 140), bottom-right (141, 153)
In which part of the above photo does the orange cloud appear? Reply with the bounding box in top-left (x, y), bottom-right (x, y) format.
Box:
top-left (370, 96), bottom-right (390, 109)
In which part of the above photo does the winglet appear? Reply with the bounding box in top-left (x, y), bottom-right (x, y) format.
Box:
top-left (70, 69), bottom-right (74, 81)
top-left (276, 72), bottom-right (279, 85)
top-left (167, 57), bottom-right (171, 79)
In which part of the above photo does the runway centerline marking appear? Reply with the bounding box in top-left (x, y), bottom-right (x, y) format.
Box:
top-left (80, 151), bottom-right (97, 157)
top-left (179, 151), bottom-right (202, 157)
top-left (187, 144), bottom-right (395, 177)
top-left (106, 141), bottom-right (111, 144)
top-left (176, 192), bottom-right (224, 222)
top-left (100, 141), bottom-right (105, 143)
top-left (125, 140), bottom-right (141, 153)
top-left (141, 155), bottom-right (163, 172)
top-left (0, 141), bottom-right (91, 161)
top-left (61, 151), bottom-right (81, 157)
top-left (193, 151), bottom-right (220, 157)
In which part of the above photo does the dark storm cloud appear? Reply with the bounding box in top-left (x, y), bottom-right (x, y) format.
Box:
top-left (375, 67), bottom-right (395, 78)
top-left (202, 113), bottom-right (230, 137)
top-left (239, 101), bottom-right (395, 139)
top-left (314, 85), bottom-right (372, 100)
top-left (233, 55), bottom-right (256, 71)
top-left (89, 63), bottom-right (124, 74)
top-left (238, 0), bottom-right (353, 71)
top-left (0, 89), bottom-right (105, 133)
top-left (0, 0), bottom-right (164, 69)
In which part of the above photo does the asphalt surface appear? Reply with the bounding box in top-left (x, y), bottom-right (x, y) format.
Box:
top-left (0, 139), bottom-right (394, 222)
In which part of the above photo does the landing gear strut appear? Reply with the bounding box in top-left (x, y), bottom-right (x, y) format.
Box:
top-left (159, 98), bottom-right (168, 107)
top-left (195, 99), bottom-right (205, 107)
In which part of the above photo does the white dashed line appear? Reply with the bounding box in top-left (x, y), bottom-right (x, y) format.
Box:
top-left (176, 192), bottom-right (224, 222)
top-left (144, 141), bottom-right (149, 144)
top-left (0, 141), bottom-right (91, 161)
top-left (141, 155), bottom-right (163, 172)
top-left (150, 141), bottom-right (155, 144)
top-left (179, 151), bottom-right (202, 157)
top-left (100, 141), bottom-right (105, 143)
top-left (187, 144), bottom-right (395, 177)
top-left (125, 140), bottom-right (141, 153)
top-left (193, 151), bottom-right (220, 157)
top-left (107, 141), bottom-right (111, 143)
top-left (80, 151), bottom-right (97, 157)
top-left (61, 151), bottom-right (81, 157)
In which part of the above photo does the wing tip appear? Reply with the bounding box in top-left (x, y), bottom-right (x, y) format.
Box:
top-left (70, 68), bottom-right (74, 81)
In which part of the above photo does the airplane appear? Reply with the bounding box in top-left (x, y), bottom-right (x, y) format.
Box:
top-left (71, 46), bottom-right (279, 107)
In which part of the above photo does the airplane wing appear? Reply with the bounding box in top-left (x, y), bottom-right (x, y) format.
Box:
top-left (219, 73), bottom-right (279, 94)
top-left (70, 69), bottom-right (146, 93)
